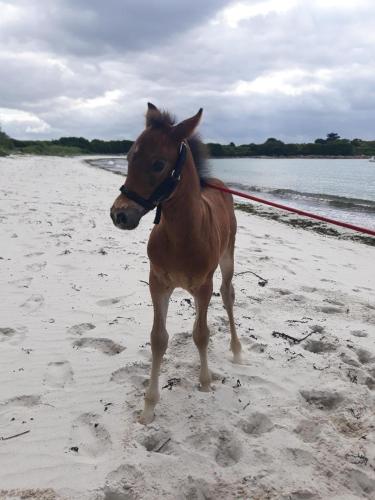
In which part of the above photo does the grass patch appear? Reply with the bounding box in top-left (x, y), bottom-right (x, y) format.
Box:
top-left (18, 144), bottom-right (86, 156)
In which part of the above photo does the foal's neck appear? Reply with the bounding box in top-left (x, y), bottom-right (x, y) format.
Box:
top-left (161, 151), bottom-right (203, 233)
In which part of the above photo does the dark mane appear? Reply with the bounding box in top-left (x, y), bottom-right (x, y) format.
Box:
top-left (147, 110), bottom-right (176, 129)
top-left (148, 108), bottom-right (211, 186)
top-left (187, 134), bottom-right (211, 186)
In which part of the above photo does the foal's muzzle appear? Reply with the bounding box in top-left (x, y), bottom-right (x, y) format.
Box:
top-left (110, 206), bottom-right (143, 230)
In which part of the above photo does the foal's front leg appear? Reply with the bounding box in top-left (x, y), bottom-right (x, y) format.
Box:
top-left (193, 278), bottom-right (213, 391)
top-left (139, 272), bottom-right (172, 425)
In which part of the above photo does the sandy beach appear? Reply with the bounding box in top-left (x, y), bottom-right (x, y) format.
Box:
top-left (0, 155), bottom-right (374, 499)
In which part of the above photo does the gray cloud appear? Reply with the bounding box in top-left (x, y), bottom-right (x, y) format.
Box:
top-left (1, 0), bottom-right (229, 55)
top-left (1, 0), bottom-right (374, 142)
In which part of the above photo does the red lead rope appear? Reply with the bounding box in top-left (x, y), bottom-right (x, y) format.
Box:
top-left (205, 182), bottom-right (375, 238)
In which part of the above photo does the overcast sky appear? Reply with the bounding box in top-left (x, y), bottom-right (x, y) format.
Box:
top-left (1, 0), bottom-right (374, 143)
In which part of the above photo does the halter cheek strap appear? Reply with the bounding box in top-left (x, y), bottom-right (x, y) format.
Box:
top-left (119, 142), bottom-right (187, 224)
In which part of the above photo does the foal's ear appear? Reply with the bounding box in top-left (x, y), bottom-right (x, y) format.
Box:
top-left (171, 108), bottom-right (203, 141)
top-left (146, 102), bottom-right (160, 126)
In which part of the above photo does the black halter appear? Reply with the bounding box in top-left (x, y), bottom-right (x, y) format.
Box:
top-left (119, 142), bottom-right (187, 224)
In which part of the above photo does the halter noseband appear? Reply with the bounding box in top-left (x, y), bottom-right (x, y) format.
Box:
top-left (119, 142), bottom-right (187, 224)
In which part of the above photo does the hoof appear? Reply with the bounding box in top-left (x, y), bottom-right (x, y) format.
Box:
top-left (139, 397), bottom-right (157, 425)
top-left (231, 341), bottom-right (243, 364)
top-left (233, 352), bottom-right (243, 364)
top-left (139, 409), bottom-right (155, 425)
top-left (199, 383), bottom-right (214, 392)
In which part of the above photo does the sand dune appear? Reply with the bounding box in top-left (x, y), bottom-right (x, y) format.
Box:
top-left (0, 156), bottom-right (374, 499)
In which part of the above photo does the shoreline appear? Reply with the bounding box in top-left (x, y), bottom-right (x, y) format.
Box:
top-left (84, 158), bottom-right (375, 246)
top-left (4, 152), bottom-right (375, 160)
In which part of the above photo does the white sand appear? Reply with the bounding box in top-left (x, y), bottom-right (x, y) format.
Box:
top-left (0, 155), bottom-right (374, 500)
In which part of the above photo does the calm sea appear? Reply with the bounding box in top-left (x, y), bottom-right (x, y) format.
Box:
top-left (90, 157), bottom-right (375, 230)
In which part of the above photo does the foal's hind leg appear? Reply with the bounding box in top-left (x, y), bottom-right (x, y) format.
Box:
top-left (220, 248), bottom-right (242, 363)
top-left (193, 278), bottom-right (213, 391)
top-left (140, 272), bottom-right (172, 425)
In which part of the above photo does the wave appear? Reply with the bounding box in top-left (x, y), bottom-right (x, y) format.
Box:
top-left (86, 158), bottom-right (127, 176)
top-left (227, 183), bottom-right (375, 214)
top-left (89, 159), bottom-right (375, 216)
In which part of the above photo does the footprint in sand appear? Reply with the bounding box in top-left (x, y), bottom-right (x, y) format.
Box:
top-left (67, 322), bottom-right (96, 336)
top-left (249, 342), bottom-right (268, 354)
top-left (110, 362), bottom-right (150, 387)
top-left (272, 288), bottom-right (293, 296)
top-left (178, 478), bottom-right (211, 500)
top-left (97, 297), bottom-right (125, 307)
top-left (300, 389), bottom-right (343, 410)
top-left (1, 394), bottom-right (41, 409)
top-left (344, 468), bottom-right (375, 498)
top-left (331, 411), bottom-right (367, 438)
top-left (290, 294), bottom-right (306, 303)
top-left (309, 324), bottom-right (325, 334)
top-left (303, 339), bottom-right (337, 354)
top-left (26, 261), bottom-right (47, 272)
top-left (9, 277), bottom-right (33, 288)
top-left (104, 489), bottom-right (137, 500)
top-left (355, 348), bottom-right (375, 365)
top-left (317, 305), bottom-right (343, 314)
top-left (68, 412), bottom-right (112, 457)
top-left (294, 419), bottom-right (323, 443)
top-left (20, 294), bottom-right (44, 312)
top-left (24, 252), bottom-right (45, 258)
top-left (240, 411), bottom-right (274, 436)
top-left (324, 298), bottom-right (345, 306)
top-left (0, 326), bottom-right (27, 345)
top-left (284, 447), bottom-right (316, 467)
top-left (215, 430), bottom-right (242, 467)
top-left (351, 329), bottom-right (368, 338)
top-left (280, 490), bottom-right (319, 500)
top-left (43, 361), bottom-right (74, 388)
top-left (340, 352), bottom-right (360, 367)
top-left (301, 286), bottom-right (318, 293)
top-left (137, 428), bottom-right (171, 453)
top-left (0, 327), bottom-right (16, 341)
top-left (104, 464), bottom-right (144, 500)
top-left (73, 337), bottom-right (126, 355)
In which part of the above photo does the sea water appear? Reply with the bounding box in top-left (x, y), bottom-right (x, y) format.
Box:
top-left (90, 157), bottom-right (375, 230)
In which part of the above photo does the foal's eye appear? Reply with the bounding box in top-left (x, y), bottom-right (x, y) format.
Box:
top-left (151, 160), bottom-right (166, 172)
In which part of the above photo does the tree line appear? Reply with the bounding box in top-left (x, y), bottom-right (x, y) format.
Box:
top-left (1, 128), bottom-right (374, 157)
top-left (207, 133), bottom-right (375, 158)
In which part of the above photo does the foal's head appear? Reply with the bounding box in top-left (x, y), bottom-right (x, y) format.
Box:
top-left (110, 103), bottom-right (202, 230)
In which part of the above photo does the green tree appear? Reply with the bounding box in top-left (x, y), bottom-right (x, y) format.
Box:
top-left (326, 132), bottom-right (340, 142)
top-left (0, 126), bottom-right (13, 155)
top-left (207, 143), bottom-right (224, 157)
top-left (261, 138), bottom-right (286, 156)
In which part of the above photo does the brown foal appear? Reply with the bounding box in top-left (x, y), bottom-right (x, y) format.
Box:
top-left (111, 103), bottom-right (242, 424)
